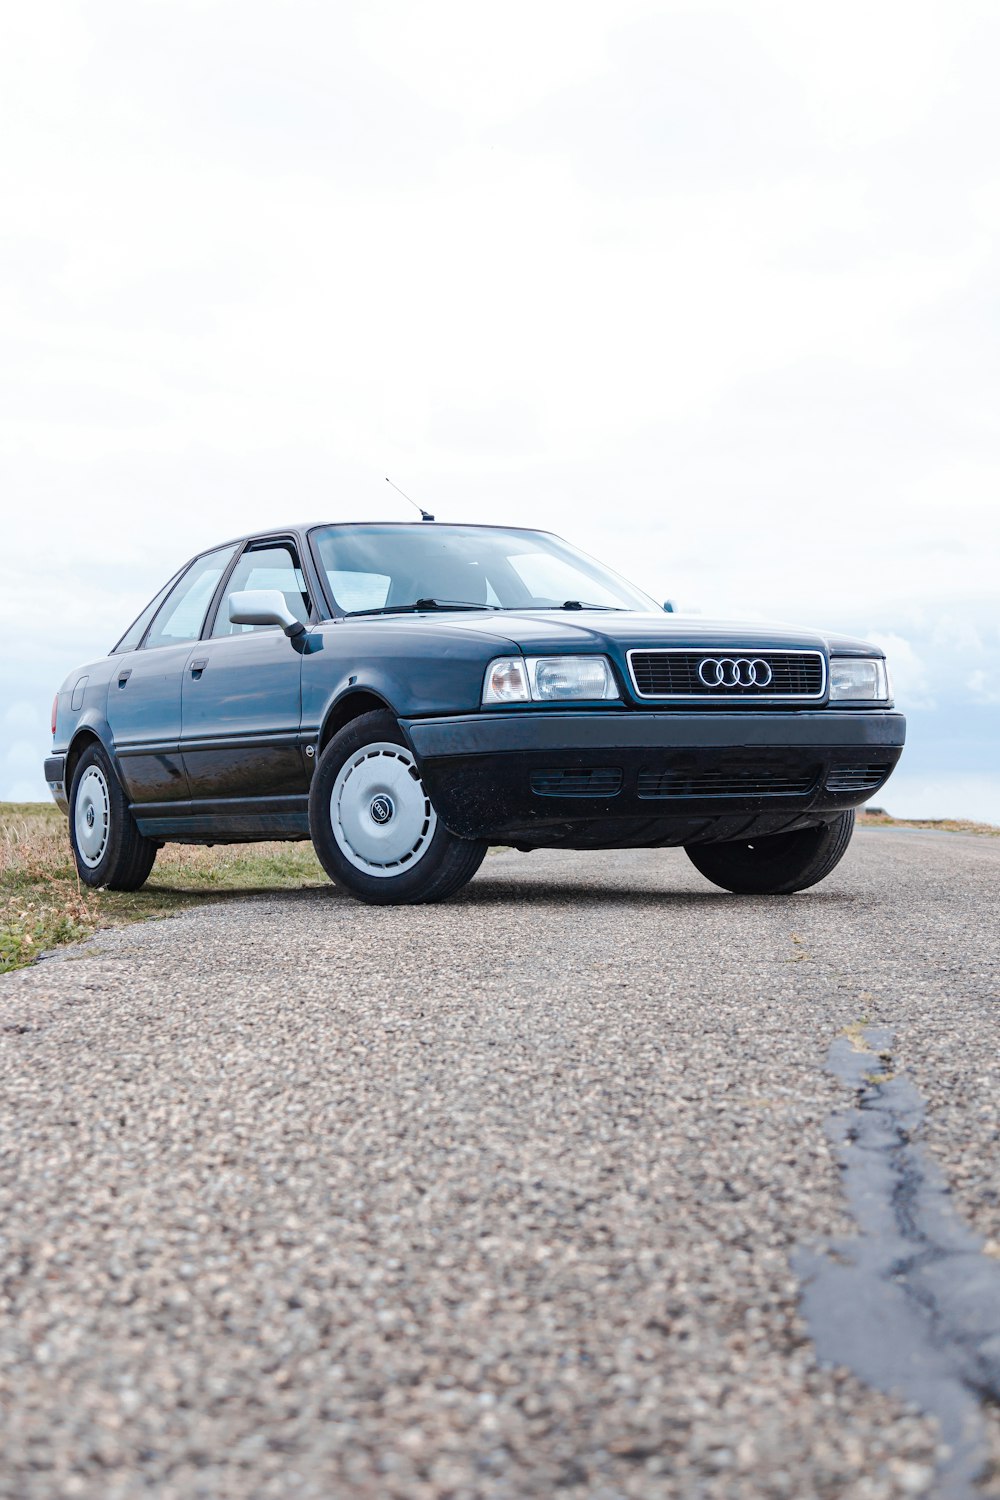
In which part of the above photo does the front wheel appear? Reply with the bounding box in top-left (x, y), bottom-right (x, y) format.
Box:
top-left (69, 742), bottom-right (158, 890)
top-left (308, 711), bottom-right (487, 905)
top-left (685, 811), bottom-right (856, 895)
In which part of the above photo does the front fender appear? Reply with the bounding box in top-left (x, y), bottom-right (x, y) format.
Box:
top-left (300, 619), bottom-right (512, 740)
top-left (314, 685), bottom-right (401, 753)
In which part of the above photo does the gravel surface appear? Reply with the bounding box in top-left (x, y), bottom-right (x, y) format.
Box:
top-left (1, 829), bottom-right (997, 1499)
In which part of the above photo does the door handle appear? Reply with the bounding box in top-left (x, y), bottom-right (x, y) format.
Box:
top-left (190, 659), bottom-right (208, 678)
top-left (117, 669), bottom-right (132, 686)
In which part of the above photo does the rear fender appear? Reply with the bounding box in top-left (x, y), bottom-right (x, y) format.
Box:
top-left (65, 717), bottom-right (121, 792)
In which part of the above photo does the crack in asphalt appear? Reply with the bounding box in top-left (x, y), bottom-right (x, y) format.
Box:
top-left (795, 1026), bottom-right (1000, 1498)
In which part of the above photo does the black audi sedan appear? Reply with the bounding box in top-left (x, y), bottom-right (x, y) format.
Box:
top-left (46, 521), bottom-right (905, 904)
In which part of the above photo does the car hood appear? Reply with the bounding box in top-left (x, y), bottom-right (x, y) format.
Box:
top-left (391, 610), bottom-right (881, 658)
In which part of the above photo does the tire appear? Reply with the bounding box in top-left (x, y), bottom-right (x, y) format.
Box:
top-left (69, 742), bottom-right (158, 891)
top-left (309, 710), bottom-right (487, 905)
top-left (685, 811), bottom-right (856, 895)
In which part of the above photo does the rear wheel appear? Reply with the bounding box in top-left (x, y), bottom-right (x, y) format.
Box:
top-left (69, 742), bottom-right (157, 890)
top-left (685, 811), bottom-right (855, 895)
top-left (309, 710), bottom-right (487, 905)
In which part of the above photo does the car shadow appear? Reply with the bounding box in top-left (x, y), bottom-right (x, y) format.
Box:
top-left (143, 883), bottom-right (336, 901)
top-left (456, 876), bottom-right (858, 909)
top-left (142, 876), bottom-right (857, 911)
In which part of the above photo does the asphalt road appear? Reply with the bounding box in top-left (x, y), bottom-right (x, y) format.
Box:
top-left (1, 829), bottom-right (998, 1500)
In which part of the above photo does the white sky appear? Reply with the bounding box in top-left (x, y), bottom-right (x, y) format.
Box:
top-left (3, 0), bottom-right (999, 815)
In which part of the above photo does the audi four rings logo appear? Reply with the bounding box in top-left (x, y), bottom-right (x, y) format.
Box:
top-left (698, 656), bottom-right (773, 688)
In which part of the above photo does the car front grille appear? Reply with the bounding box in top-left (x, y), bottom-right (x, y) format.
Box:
top-left (638, 766), bottom-right (820, 799)
top-left (627, 649), bottom-right (826, 700)
top-left (825, 762), bottom-right (894, 793)
top-left (531, 768), bottom-right (624, 798)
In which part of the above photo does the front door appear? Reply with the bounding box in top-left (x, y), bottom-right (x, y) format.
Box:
top-left (180, 540), bottom-right (311, 814)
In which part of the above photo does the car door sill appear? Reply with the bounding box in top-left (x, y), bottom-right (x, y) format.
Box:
top-left (133, 794), bottom-right (310, 842)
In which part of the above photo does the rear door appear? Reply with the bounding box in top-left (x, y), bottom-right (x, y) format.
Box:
top-left (180, 539), bottom-right (311, 808)
top-left (107, 545), bottom-right (237, 805)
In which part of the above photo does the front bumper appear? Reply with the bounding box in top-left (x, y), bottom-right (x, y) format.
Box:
top-left (402, 709), bottom-right (906, 845)
top-left (44, 754), bottom-right (69, 814)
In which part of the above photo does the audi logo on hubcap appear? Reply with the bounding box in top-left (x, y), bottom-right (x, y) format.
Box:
top-left (698, 656), bottom-right (773, 689)
top-left (370, 795), bottom-right (394, 824)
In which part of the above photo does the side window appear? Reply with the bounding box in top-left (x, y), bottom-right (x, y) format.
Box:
top-left (212, 543), bottom-right (311, 636)
top-left (143, 545), bottom-right (237, 650)
top-left (111, 573), bottom-right (182, 653)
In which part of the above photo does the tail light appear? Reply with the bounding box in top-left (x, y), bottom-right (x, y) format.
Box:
top-left (51, 694), bottom-right (58, 736)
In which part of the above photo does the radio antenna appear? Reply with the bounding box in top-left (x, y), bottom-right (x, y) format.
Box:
top-left (386, 476), bottom-right (434, 522)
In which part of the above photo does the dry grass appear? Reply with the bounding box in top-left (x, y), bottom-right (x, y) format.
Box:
top-left (0, 802), bottom-right (327, 975)
top-left (858, 808), bottom-right (1000, 837)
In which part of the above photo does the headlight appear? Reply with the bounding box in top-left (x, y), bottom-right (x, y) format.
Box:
top-left (528, 656), bottom-right (618, 700)
top-left (483, 655), bottom-right (619, 704)
top-left (828, 657), bottom-right (890, 702)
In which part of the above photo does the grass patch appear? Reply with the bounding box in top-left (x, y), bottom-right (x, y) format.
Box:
top-left (0, 802), bottom-right (327, 975)
top-left (858, 808), bottom-right (999, 837)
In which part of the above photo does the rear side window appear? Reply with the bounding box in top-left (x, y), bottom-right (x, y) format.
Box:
top-left (111, 574), bottom-right (182, 653)
top-left (143, 545), bottom-right (237, 649)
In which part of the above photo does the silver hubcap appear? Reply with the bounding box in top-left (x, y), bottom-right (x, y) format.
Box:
top-left (74, 765), bottom-right (110, 868)
top-left (330, 742), bottom-right (437, 876)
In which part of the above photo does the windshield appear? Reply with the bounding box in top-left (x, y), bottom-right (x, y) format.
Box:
top-left (310, 525), bottom-right (655, 615)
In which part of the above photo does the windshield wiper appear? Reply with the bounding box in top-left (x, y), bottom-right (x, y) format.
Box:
top-left (513, 601), bottom-right (627, 611)
top-left (343, 598), bottom-right (499, 617)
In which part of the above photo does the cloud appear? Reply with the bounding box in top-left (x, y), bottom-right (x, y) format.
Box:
top-left (3, 700), bottom-right (45, 737)
top-left (1, 703), bottom-right (49, 803)
top-left (866, 633), bottom-right (934, 709)
top-left (967, 670), bottom-right (1000, 706)
top-left (880, 771), bottom-right (1000, 827)
top-left (1, 0), bottom-right (999, 819)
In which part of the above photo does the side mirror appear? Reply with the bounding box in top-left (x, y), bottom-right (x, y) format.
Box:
top-left (228, 589), bottom-right (306, 638)
top-left (663, 600), bottom-right (676, 613)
